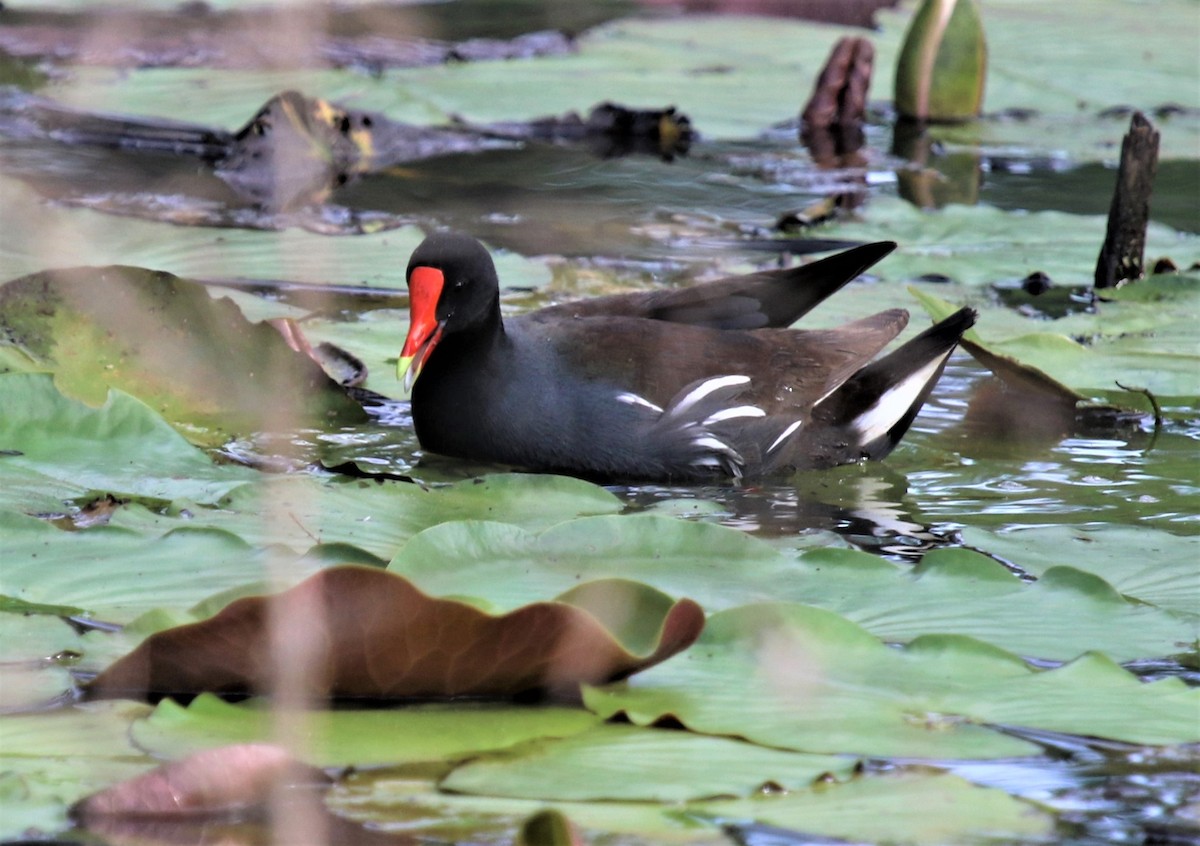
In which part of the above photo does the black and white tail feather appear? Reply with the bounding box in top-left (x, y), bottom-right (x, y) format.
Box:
top-left (614, 307), bottom-right (976, 480)
top-left (813, 306), bottom-right (977, 463)
top-left (618, 375), bottom-right (802, 481)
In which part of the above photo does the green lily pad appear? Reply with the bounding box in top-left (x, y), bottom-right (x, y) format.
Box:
top-left (112, 472), bottom-right (622, 559)
top-left (38, 3), bottom-right (1197, 152)
top-left (959, 524), bottom-right (1200, 618)
top-left (0, 611), bottom-right (81, 711)
top-left (0, 265), bottom-right (366, 445)
top-left (0, 372), bottom-right (258, 511)
top-left (828, 198), bottom-right (1199, 289)
top-left (388, 515), bottom-right (1197, 662)
top-left (329, 769), bottom-right (726, 843)
top-left (912, 277), bottom-right (1200, 407)
top-left (0, 511), bottom-right (326, 622)
top-left (695, 771), bottom-right (1051, 845)
top-left (0, 701), bottom-right (157, 840)
top-left (132, 693), bottom-right (600, 768)
top-left (441, 724), bottom-right (857, 802)
top-left (583, 603), bottom-right (1200, 759)
top-left (332, 765), bottom-right (1051, 846)
top-left (389, 514), bottom-right (782, 612)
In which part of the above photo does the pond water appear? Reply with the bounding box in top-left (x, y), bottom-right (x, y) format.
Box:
top-left (1, 1), bottom-right (1198, 844)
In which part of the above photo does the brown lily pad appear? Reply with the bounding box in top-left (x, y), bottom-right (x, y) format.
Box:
top-left (83, 567), bottom-right (704, 702)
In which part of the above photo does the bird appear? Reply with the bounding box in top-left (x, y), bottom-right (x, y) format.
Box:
top-left (398, 231), bottom-right (976, 482)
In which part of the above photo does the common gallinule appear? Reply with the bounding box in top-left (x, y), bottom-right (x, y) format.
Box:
top-left (399, 232), bottom-right (975, 482)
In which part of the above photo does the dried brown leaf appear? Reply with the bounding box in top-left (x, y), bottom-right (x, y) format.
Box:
top-left (83, 567), bottom-right (704, 701)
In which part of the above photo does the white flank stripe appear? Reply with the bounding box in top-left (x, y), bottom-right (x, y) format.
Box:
top-left (671, 375), bottom-right (750, 417)
top-left (691, 435), bottom-right (736, 455)
top-left (766, 419), bottom-right (803, 454)
top-left (616, 392), bottom-right (663, 414)
top-left (851, 356), bottom-right (947, 443)
top-left (704, 405), bottom-right (766, 425)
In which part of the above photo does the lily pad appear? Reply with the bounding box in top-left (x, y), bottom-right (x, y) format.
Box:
top-left (958, 524), bottom-right (1200, 618)
top-left (583, 603), bottom-right (1200, 759)
top-left (695, 771), bottom-right (1051, 845)
top-left (441, 724), bottom-right (858, 802)
top-left (84, 567), bottom-right (704, 701)
top-left (332, 765), bottom-right (1052, 846)
top-left (132, 693), bottom-right (600, 769)
top-left (0, 372), bottom-right (257, 511)
top-left (0, 176), bottom-right (550, 291)
top-left (0, 701), bottom-right (157, 838)
top-left (0, 265), bottom-right (366, 444)
top-left (388, 515), bottom-right (1197, 662)
top-left (111, 472), bottom-right (622, 559)
top-left (36, 3), bottom-right (1196, 149)
top-left (828, 198), bottom-right (1199, 289)
top-left (913, 278), bottom-right (1200, 408)
top-left (0, 611), bottom-right (82, 711)
top-left (0, 512), bottom-right (325, 622)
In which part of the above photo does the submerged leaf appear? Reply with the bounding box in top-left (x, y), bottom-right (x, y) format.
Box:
top-left (84, 567), bottom-right (704, 701)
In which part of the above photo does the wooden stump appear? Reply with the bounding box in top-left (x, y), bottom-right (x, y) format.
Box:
top-left (1094, 111), bottom-right (1160, 289)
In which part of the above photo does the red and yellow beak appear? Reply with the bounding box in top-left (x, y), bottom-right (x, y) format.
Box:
top-left (398, 266), bottom-right (446, 392)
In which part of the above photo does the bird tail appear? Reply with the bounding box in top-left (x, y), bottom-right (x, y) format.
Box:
top-left (814, 307), bottom-right (977, 461)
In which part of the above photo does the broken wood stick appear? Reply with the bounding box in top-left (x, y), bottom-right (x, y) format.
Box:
top-left (1094, 111), bottom-right (1160, 289)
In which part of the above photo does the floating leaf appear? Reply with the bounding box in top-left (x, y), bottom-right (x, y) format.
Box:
top-left (912, 278), bottom-right (1200, 407)
top-left (332, 766), bottom-right (1051, 846)
top-left (0, 611), bottom-right (82, 711)
top-left (84, 567), bottom-right (704, 701)
top-left (0, 265), bottom-right (365, 445)
top-left (16, 3), bottom-right (1193, 145)
top-left (0, 513), bottom-right (305, 622)
top-left (959, 524), bottom-right (1200, 619)
top-left (0, 373), bottom-right (257, 511)
top-left (441, 724), bottom-right (858, 803)
top-left (0, 701), bottom-right (157, 837)
top-left (696, 772), bottom-right (1050, 845)
top-left (830, 198), bottom-right (1198, 289)
top-left (583, 604), bottom-right (1200, 759)
top-left (132, 693), bottom-right (600, 769)
top-left (389, 515), bottom-right (1197, 662)
top-left (111, 472), bottom-right (622, 559)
